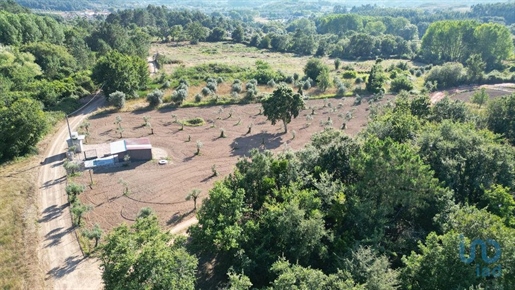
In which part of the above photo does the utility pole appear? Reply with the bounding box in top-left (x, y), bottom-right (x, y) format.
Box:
top-left (65, 115), bottom-right (73, 140)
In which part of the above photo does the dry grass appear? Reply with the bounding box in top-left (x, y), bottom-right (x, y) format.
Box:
top-left (150, 42), bottom-right (426, 102)
top-left (0, 156), bottom-right (44, 289)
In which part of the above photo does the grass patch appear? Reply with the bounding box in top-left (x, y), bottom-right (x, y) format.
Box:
top-left (78, 231), bottom-right (91, 256)
top-left (181, 117), bottom-right (206, 127)
top-left (0, 156), bottom-right (43, 289)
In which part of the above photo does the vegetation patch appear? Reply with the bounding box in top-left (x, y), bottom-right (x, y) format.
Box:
top-left (182, 117), bottom-right (205, 127)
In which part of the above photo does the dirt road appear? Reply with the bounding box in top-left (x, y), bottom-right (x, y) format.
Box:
top-left (38, 97), bottom-right (104, 289)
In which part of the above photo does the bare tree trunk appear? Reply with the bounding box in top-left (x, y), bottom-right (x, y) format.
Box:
top-left (283, 119), bottom-right (288, 133)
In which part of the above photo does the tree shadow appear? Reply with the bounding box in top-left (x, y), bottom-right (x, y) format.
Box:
top-left (230, 132), bottom-right (283, 157)
top-left (132, 106), bottom-right (155, 115)
top-left (40, 175), bottom-right (67, 189)
top-left (44, 226), bottom-right (75, 248)
top-left (166, 209), bottom-right (194, 226)
top-left (41, 153), bottom-right (66, 166)
top-left (39, 203), bottom-right (68, 223)
top-left (46, 255), bottom-right (84, 279)
top-left (88, 108), bottom-right (118, 120)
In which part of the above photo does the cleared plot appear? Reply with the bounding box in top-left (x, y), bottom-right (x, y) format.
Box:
top-left (75, 95), bottom-right (393, 232)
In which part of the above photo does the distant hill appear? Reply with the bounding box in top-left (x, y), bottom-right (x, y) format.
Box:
top-left (14, 0), bottom-right (513, 11)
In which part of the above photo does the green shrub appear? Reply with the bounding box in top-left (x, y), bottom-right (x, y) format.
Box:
top-left (342, 70), bottom-right (357, 79)
top-left (391, 76), bottom-right (414, 93)
top-left (146, 90), bottom-right (163, 107)
top-left (183, 117), bottom-right (205, 126)
top-left (109, 91), bottom-right (126, 110)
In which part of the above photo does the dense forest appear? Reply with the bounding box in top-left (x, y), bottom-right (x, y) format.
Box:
top-left (1, 0), bottom-right (515, 288)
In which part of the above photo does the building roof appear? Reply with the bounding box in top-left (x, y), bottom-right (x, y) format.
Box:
top-left (109, 138), bottom-right (152, 154)
top-left (110, 140), bottom-right (126, 154)
top-left (125, 138), bottom-right (152, 151)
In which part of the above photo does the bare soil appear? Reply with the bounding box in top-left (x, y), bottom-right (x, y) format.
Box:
top-left (76, 95), bottom-right (393, 232)
top-left (430, 83), bottom-right (515, 103)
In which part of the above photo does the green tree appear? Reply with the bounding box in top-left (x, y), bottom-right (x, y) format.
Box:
top-left (92, 50), bottom-right (148, 98)
top-left (0, 47), bottom-right (42, 90)
top-left (270, 258), bottom-right (360, 289)
top-left (71, 201), bottom-right (91, 226)
top-left (465, 54), bottom-right (486, 83)
top-left (471, 88), bottom-right (489, 108)
top-left (473, 23), bottom-right (514, 70)
top-left (21, 42), bottom-right (76, 79)
top-left (262, 84), bottom-right (305, 133)
top-left (304, 58), bottom-right (329, 83)
top-left (417, 121), bottom-right (515, 205)
top-left (402, 206), bottom-right (515, 289)
top-left (65, 183), bottom-right (85, 201)
top-left (186, 21), bottom-right (207, 44)
top-left (480, 185), bottom-right (515, 226)
top-left (316, 69), bottom-right (331, 92)
top-left (207, 27), bottom-right (226, 42)
top-left (341, 246), bottom-right (399, 289)
top-left (0, 97), bottom-right (48, 161)
top-left (231, 25), bottom-right (244, 43)
top-left (420, 20), bottom-right (478, 64)
top-left (100, 213), bottom-right (198, 290)
top-left (487, 94), bottom-right (515, 145)
top-left (82, 224), bottom-right (103, 248)
top-left (169, 25), bottom-right (183, 44)
top-left (186, 189), bottom-right (201, 211)
top-left (334, 58), bottom-right (341, 70)
top-left (366, 60), bottom-right (386, 94)
top-left (109, 91), bottom-right (126, 110)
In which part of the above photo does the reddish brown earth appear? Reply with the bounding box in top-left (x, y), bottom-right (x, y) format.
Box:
top-left (75, 96), bottom-right (394, 231)
top-left (430, 83), bottom-right (515, 103)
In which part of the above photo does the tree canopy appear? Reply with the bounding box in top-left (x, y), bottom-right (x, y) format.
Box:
top-left (262, 84), bottom-right (305, 133)
top-left (101, 212), bottom-right (198, 290)
top-left (92, 50), bottom-right (148, 98)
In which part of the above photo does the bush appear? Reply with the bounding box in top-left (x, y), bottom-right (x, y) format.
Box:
top-left (194, 94), bottom-right (202, 103)
top-left (201, 87), bottom-right (212, 97)
top-left (216, 77), bottom-right (224, 84)
top-left (267, 79), bottom-right (276, 88)
top-left (342, 70), bottom-right (357, 79)
top-left (285, 75), bottom-right (294, 84)
top-left (355, 77), bottom-right (363, 84)
top-left (146, 89), bottom-right (163, 107)
top-left (231, 83), bottom-right (242, 93)
top-left (177, 78), bottom-right (188, 86)
top-left (161, 81), bottom-right (171, 89)
top-left (172, 89), bottom-right (187, 105)
top-left (233, 79), bottom-right (241, 84)
top-left (415, 70), bottom-right (423, 77)
top-left (389, 70), bottom-right (398, 79)
top-left (336, 84), bottom-right (347, 97)
top-left (391, 76), bottom-right (414, 93)
top-left (206, 81), bottom-right (217, 92)
top-left (425, 62), bottom-right (465, 89)
top-left (244, 89), bottom-right (257, 103)
top-left (109, 91), bottom-right (126, 110)
top-left (302, 80), bottom-right (311, 90)
top-left (484, 70), bottom-right (508, 84)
